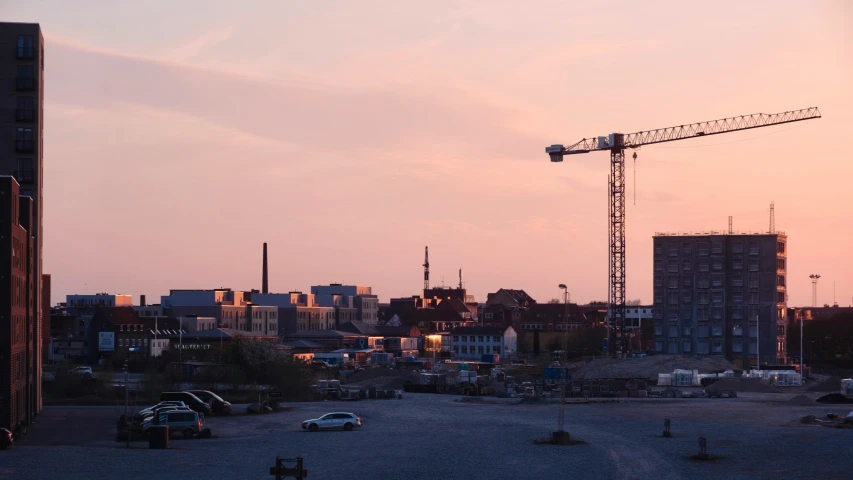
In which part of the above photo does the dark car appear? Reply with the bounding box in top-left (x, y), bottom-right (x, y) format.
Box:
top-left (186, 390), bottom-right (232, 415)
top-left (159, 392), bottom-right (211, 415)
top-left (0, 428), bottom-right (12, 450)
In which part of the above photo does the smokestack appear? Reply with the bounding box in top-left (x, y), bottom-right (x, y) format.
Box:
top-left (140, 295), bottom-right (146, 307)
top-left (262, 243), bottom-right (269, 294)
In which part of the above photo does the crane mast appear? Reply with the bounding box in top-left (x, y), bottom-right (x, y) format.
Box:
top-left (546, 107), bottom-right (821, 357)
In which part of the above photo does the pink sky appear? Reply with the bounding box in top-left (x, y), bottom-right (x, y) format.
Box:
top-left (6, 1), bottom-right (852, 306)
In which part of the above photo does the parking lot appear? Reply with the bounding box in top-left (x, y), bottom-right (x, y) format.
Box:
top-left (3, 393), bottom-right (852, 480)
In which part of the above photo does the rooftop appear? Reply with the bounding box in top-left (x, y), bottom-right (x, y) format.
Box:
top-left (654, 230), bottom-right (786, 237)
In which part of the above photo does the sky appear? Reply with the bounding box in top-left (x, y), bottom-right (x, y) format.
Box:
top-left (3, 0), bottom-right (852, 307)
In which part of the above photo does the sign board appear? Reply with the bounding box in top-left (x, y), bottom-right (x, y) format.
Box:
top-left (98, 332), bottom-right (115, 351)
top-left (268, 392), bottom-right (282, 398)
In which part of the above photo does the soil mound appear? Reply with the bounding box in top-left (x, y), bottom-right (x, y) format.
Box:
top-left (572, 355), bottom-right (736, 381)
top-left (807, 376), bottom-right (842, 392)
top-left (705, 378), bottom-right (781, 393)
top-left (786, 394), bottom-right (817, 406)
top-left (816, 393), bottom-right (853, 404)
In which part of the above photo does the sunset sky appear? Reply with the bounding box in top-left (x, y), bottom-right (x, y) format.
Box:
top-left (5, 1), bottom-right (852, 307)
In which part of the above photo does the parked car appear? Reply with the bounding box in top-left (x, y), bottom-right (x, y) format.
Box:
top-left (138, 401), bottom-right (187, 416)
top-left (302, 412), bottom-right (361, 432)
top-left (143, 410), bottom-right (203, 438)
top-left (186, 390), bottom-right (231, 415)
top-left (0, 428), bottom-right (12, 450)
top-left (72, 366), bottom-right (93, 377)
top-left (160, 392), bottom-right (211, 415)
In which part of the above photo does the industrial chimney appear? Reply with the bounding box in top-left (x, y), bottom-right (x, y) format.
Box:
top-left (262, 243), bottom-right (269, 294)
top-left (140, 295), bottom-right (147, 307)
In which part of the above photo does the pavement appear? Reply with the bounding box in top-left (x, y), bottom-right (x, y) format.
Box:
top-left (2, 392), bottom-right (852, 480)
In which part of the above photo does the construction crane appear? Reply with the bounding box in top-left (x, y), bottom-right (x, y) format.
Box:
top-left (546, 107), bottom-right (821, 357)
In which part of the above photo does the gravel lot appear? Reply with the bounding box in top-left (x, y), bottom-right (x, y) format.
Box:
top-left (3, 393), bottom-right (851, 480)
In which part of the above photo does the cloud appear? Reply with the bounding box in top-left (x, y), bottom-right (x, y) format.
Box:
top-left (166, 26), bottom-right (234, 62)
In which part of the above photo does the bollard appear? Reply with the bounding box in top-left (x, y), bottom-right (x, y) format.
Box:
top-left (663, 418), bottom-right (672, 438)
top-left (697, 437), bottom-right (709, 460)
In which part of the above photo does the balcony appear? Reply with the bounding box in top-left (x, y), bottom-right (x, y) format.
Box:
top-left (16, 77), bottom-right (35, 91)
top-left (15, 109), bottom-right (35, 122)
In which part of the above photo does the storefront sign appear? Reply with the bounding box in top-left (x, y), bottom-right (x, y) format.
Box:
top-left (174, 344), bottom-right (212, 350)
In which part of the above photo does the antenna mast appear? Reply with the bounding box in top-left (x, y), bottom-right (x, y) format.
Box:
top-left (769, 202), bottom-right (775, 234)
top-left (728, 216), bottom-right (733, 234)
top-left (423, 246), bottom-right (430, 290)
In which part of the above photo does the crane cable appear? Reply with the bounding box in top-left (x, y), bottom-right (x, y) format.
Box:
top-left (633, 151), bottom-right (637, 205)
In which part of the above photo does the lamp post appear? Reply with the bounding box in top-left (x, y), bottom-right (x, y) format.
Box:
top-left (556, 284), bottom-right (569, 436)
top-left (809, 274), bottom-right (821, 308)
top-left (806, 274), bottom-right (820, 376)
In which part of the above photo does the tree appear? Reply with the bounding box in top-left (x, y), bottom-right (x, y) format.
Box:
top-left (533, 329), bottom-right (541, 356)
top-left (626, 299), bottom-right (643, 306)
top-left (548, 298), bottom-right (562, 304)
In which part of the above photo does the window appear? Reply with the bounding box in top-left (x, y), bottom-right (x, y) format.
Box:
top-left (493, 336), bottom-right (500, 342)
top-left (711, 325), bottom-right (723, 337)
top-left (654, 325), bottom-right (663, 336)
top-left (667, 261), bottom-right (678, 273)
top-left (698, 276), bottom-right (710, 289)
top-left (16, 65), bottom-right (35, 91)
top-left (119, 339), bottom-right (124, 347)
top-left (461, 346), bottom-right (468, 354)
top-left (777, 242), bottom-right (785, 254)
top-left (682, 242), bottom-right (692, 254)
top-left (697, 341), bottom-right (709, 355)
top-left (16, 97), bottom-right (35, 122)
top-left (668, 293), bottom-right (678, 305)
top-left (697, 326), bottom-right (709, 338)
top-left (655, 341), bottom-right (663, 352)
top-left (732, 242), bottom-right (743, 254)
top-left (668, 326), bottom-right (678, 337)
top-left (712, 258), bottom-right (723, 271)
top-left (682, 326), bottom-right (692, 336)
top-left (698, 291), bottom-right (709, 305)
top-left (732, 259), bottom-right (743, 270)
top-left (654, 244), bottom-right (663, 255)
top-left (492, 346), bottom-right (500, 353)
top-left (732, 291), bottom-right (743, 304)
top-left (712, 341), bottom-right (723, 354)
top-left (477, 346), bottom-right (484, 354)
top-left (16, 128), bottom-right (34, 152)
top-left (461, 336), bottom-right (467, 342)
top-left (681, 292), bottom-right (691, 304)
top-left (748, 292), bottom-right (759, 305)
top-left (748, 326), bottom-right (758, 337)
top-left (698, 262), bottom-right (709, 272)
top-left (668, 278), bottom-right (678, 289)
top-left (712, 275), bottom-right (723, 288)
top-left (748, 242), bottom-right (759, 255)
top-left (17, 34), bottom-right (34, 59)
top-left (749, 275), bottom-right (759, 289)
top-left (777, 291), bottom-right (786, 303)
top-left (697, 243), bottom-right (709, 256)
top-left (682, 342), bottom-right (692, 353)
top-left (777, 275), bottom-right (785, 287)
top-left (682, 277), bottom-right (692, 288)
top-left (668, 245), bottom-right (678, 256)
top-left (731, 274), bottom-right (743, 287)
top-left (748, 259), bottom-right (759, 272)
top-left (732, 341), bottom-right (743, 353)
top-left (711, 241), bottom-right (723, 254)
top-left (478, 336), bottom-right (484, 342)
top-left (682, 260), bottom-right (692, 272)
top-left (654, 260), bottom-right (663, 271)
top-left (732, 308), bottom-right (743, 320)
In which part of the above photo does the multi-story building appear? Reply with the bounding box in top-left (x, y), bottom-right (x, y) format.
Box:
top-left (0, 177), bottom-right (35, 432)
top-left (41, 273), bottom-right (49, 361)
top-left (652, 231), bottom-right (788, 368)
top-left (253, 291), bottom-right (334, 334)
top-left (1, 22), bottom-right (45, 431)
top-left (311, 284), bottom-right (379, 325)
top-left (67, 294), bottom-right (133, 310)
top-left (449, 326), bottom-right (517, 360)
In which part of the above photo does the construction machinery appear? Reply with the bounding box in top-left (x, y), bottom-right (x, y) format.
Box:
top-left (546, 108), bottom-right (821, 356)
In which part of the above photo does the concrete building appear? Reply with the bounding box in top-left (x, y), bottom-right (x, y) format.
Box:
top-left (652, 231), bottom-right (788, 367)
top-left (0, 177), bottom-right (35, 432)
top-left (41, 273), bottom-right (49, 362)
top-left (1, 22), bottom-right (45, 431)
top-left (311, 284), bottom-right (379, 325)
top-left (178, 316), bottom-right (217, 333)
top-left (67, 294), bottom-right (133, 310)
top-left (449, 326), bottom-right (517, 360)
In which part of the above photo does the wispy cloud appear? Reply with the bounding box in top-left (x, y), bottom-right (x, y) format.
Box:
top-left (166, 26), bottom-right (234, 62)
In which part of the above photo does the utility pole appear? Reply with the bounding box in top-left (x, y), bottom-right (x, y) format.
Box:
top-left (124, 359), bottom-right (130, 448)
top-left (557, 284), bottom-right (570, 436)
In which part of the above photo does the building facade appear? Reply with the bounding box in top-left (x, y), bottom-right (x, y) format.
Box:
top-left (1, 22), bottom-right (45, 431)
top-left (0, 177), bottom-right (35, 431)
top-left (67, 294), bottom-right (133, 310)
top-left (449, 326), bottom-right (517, 360)
top-left (652, 232), bottom-right (787, 367)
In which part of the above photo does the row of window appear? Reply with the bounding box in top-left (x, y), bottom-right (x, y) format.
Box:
top-left (657, 241), bottom-right (770, 257)
top-left (656, 258), bottom-right (763, 273)
top-left (452, 335), bottom-right (500, 343)
top-left (657, 273), bottom-right (769, 289)
top-left (654, 340), bottom-right (758, 355)
top-left (453, 345), bottom-right (500, 354)
top-left (655, 325), bottom-right (759, 337)
top-left (119, 338), bottom-right (148, 347)
top-left (519, 323), bottom-right (586, 330)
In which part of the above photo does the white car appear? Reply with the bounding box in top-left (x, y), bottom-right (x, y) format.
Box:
top-left (72, 366), bottom-right (93, 376)
top-left (302, 412), bottom-right (361, 432)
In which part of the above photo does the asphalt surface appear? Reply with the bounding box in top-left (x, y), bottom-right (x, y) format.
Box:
top-left (2, 393), bottom-right (852, 480)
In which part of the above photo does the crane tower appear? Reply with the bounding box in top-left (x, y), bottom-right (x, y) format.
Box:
top-left (546, 108), bottom-right (821, 356)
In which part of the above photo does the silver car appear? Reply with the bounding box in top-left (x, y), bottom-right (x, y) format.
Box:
top-left (302, 412), bottom-right (361, 432)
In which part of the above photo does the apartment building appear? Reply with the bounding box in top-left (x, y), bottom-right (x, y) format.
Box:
top-left (449, 326), bottom-right (517, 360)
top-left (311, 284), bottom-right (379, 325)
top-left (1, 22), bottom-right (45, 430)
top-left (652, 231), bottom-right (788, 368)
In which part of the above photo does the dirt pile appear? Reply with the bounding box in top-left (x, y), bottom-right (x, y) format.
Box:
top-left (705, 378), bottom-right (781, 393)
top-left (807, 376), bottom-right (842, 392)
top-left (816, 393), bottom-right (853, 404)
top-left (571, 355), bottom-right (737, 381)
top-left (786, 394), bottom-right (817, 406)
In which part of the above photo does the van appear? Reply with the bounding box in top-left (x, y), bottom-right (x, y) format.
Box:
top-left (143, 410), bottom-right (203, 438)
top-left (159, 392), bottom-right (211, 415)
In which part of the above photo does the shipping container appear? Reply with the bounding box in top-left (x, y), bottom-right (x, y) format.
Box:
top-left (481, 353), bottom-right (500, 364)
top-left (384, 337), bottom-right (419, 351)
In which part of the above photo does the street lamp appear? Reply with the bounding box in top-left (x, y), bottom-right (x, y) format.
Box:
top-left (805, 274), bottom-right (820, 376)
top-left (556, 284), bottom-right (569, 436)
